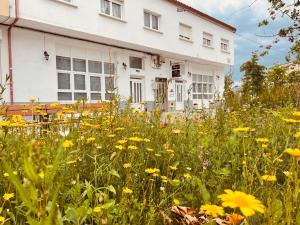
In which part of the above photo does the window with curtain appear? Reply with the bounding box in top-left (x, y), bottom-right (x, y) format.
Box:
top-left (221, 39), bottom-right (230, 52)
top-left (101, 0), bottom-right (122, 19)
top-left (203, 32), bottom-right (213, 47)
top-left (179, 23), bottom-right (192, 41)
top-left (144, 10), bottom-right (160, 30)
top-left (192, 74), bottom-right (214, 100)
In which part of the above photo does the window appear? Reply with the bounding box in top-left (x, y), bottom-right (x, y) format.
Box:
top-left (144, 11), bottom-right (160, 30)
top-left (129, 57), bottom-right (143, 70)
top-left (221, 39), bottom-right (229, 52)
top-left (100, 0), bottom-right (122, 19)
top-left (56, 56), bottom-right (116, 102)
top-left (192, 74), bottom-right (214, 100)
top-left (179, 23), bottom-right (192, 41)
top-left (130, 78), bottom-right (143, 104)
top-left (203, 32), bottom-right (213, 48)
top-left (171, 64), bottom-right (184, 78)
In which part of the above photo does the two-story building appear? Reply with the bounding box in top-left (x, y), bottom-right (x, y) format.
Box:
top-left (0, 0), bottom-right (236, 110)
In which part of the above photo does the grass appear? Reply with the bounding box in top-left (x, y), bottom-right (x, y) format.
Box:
top-left (0, 101), bottom-right (299, 224)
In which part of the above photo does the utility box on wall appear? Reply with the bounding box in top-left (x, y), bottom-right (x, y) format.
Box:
top-left (0, 0), bottom-right (9, 17)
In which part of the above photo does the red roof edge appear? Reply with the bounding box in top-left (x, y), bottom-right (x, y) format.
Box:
top-left (166, 0), bottom-right (237, 33)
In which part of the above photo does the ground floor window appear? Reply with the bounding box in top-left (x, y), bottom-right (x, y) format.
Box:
top-left (56, 56), bottom-right (115, 102)
top-left (130, 78), bottom-right (143, 103)
top-left (192, 74), bottom-right (214, 100)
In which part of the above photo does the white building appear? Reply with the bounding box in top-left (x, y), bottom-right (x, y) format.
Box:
top-left (0, 0), bottom-right (236, 110)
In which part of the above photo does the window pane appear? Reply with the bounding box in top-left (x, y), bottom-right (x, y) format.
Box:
top-left (203, 75), bottom-right (208, 82)
top-left (105, 77), bottom-right (114, 91)
top-left (74, 93), bottom-right (87, 100)
top-left (144, 12), bottom-right (150, 27)
top-left (101, 0), bottom-right (110, 15)
top-left (58, 92), bottom-right (72, 101)
top-left (192, 74), bottom-right (197, 82)
top-left (197, 83), bottom-right (202, 93)
top-left (129, 57), bottom-right (143, 69)
top-left (58, 73), bottom-right (70, 90)
top-left (56, 56), bottom-right (71, 70)
top-left (104, 62), bottom-right (115, 74)
top-left (105, 93), bottom-right (113, 100)
top-left (197, 75), bottom-right (202, 82)
top-left (73, 59), bottom-right (86, 72)
top-left (90, 76), bottom-right (101, 91)
top-left (74, 74), bottom-right (85, 90)
top-left (112, 2), bottom-right (121, 18)
top-left (91, 93), bottom-right (102, 101)
top-left (192, 94), bottom-right (198, 99)
top-left (152, 15), bottom-right (158, 30)
top-left (88, 60), bottom-right (102, 74)
top-left (203, 84), bottom-right (207, 93)
top-left (209, 76), bottom-right (214, 83)
top-left (192, 83), bottom-right (196, 93)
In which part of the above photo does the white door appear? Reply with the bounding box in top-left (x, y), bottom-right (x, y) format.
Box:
top-left (175, 81), bottom-right (184, 110)
top-left (130, 78), bottom-right (144, 109)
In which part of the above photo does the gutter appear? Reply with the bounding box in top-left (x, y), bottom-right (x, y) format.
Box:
top-left (8, 0), bottom-right (20, 104)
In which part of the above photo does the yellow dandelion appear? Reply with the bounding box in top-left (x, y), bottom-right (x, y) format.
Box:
top-left (107, 134), bottom-right (116, 138)
top-left (66, 160), bottom-right (77, 165)
top-left (146, 148), bottom-right (154, 152)
top-left (155, 153), bottom-right (161, 157)
top-left (173, 198), bottom-right (180, 205)
top-left (282, 118), bottom-right (300, 123)
top-left (63, 140), bottom-right (74, 148)
top-left (145, 168), bottom-right (160, 174)
top-left (262, 144), bottom-right (268, 149)
top-left (87, 137), bottom-right (96, 143)
top-left (128, 137), bottom-right (143, 142)
top-left (256, 138), bottom-right (269, 143)
top-left (128, 145), bottom-right (138, 150)
top-left (218, 190), bottom-right (265, 217)
top-left (115, 127), bottom-right (125, 131)
top-left (172, 129), bottom-right (181, 134)
top-left (3, 193), bottom-right (14, 201)
top-left (292, 112), bottom-right (300, 117)
top-left (283, 171), bottom-right (293, 178)
top-left (123, 187), bottom-right (133, 194)
top-left (295, 132), bottom-right (300, 138)
top-left (200, 204), bottom-right (225, 218)
top-left (169, 166), bottom-right (178, 171)
top-left (183, 173), bottom-right (192, 180)
top-left (143, 138), bottom-right (151, 142)
top-left (261, 175), bottom-right (277, 182)
top-left (284, 148), bottom-right (300, 158)
top-left (123, 163), bottom-right (132, 169)
top-left (38, 171), bottom-right (45, 179)
top-left (93, 206), bottom-right (101, 213)
top-left (115, 145), bottom-right (124, 150)
top-left (233, 127), bottom-right (252, 132)
top-left (118, 139), bottom-right (128, 144)
top-left (0, 216), bottom-right (5, 223)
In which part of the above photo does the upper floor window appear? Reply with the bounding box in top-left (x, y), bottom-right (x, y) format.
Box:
top-left (221, 39), bottom-right (230, 52)
top-left (179, 23), bottom-right (192, 41)
top-left (130, 57), bottom-right (144, 70)
top-left (203, 32), bottom-right (213, 48)
top-left (101, 0), bottom-right (122, 19)
top-left (144, 11), bottom-right (159, 30)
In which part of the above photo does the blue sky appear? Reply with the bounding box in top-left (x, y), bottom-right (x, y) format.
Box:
top-left (180, 0), bottom-right (291, 82)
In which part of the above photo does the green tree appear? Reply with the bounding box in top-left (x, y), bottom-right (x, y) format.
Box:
top-left (240, 53), bottom-right (266, 100)
top-left (223, 74), bottom-right (236, 109)
top-left (266, 64), bottom-right (287, 88)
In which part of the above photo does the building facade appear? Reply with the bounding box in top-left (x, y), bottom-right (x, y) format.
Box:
top-left (0, 0), bottom-right (236, 110)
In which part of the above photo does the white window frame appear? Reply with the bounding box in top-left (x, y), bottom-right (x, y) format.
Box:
top-left (129, 56), bottom-right (144, 70)
top-left (144, 10), bottom-right (161, 31)
top-left (221, 38), bottom-right (230, 53)
top-left (88, 60), bottom-right (103, 102)
top-left (192, 74), bottom-right (215, 100)
top-left (100, 0), bottom-right (124, 20)
top-left (50, 0), bottom-right (78, 8)
top-left (179, 23), bottom-right (193, 42)
top-left (203, 32), bottom-right (213, 48)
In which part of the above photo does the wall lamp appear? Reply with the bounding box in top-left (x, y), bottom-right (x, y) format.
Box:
top-left (122, 62), bottom-right (127, 70)
top-left (44, 51), bottom-right (50, 61)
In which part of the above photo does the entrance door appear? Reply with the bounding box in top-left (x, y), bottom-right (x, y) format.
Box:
top-left (155, 78), bottom-right (168, 111)
top-left (175, 81), bottom-right (184, 110)
top-left (130, 78), bottom-right (143, 109)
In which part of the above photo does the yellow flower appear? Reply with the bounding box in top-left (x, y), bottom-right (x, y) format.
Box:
top-left (145, 168), bottom-right (160, 174)
top-left (173, 198), bottom-right (180, 205)
top-left (38, 171), bottom-right (45, 179)
top-left (200, 204), bottom-right (225, 218)
top-left (66, 160), bottom-right (77, 165)
top-left (87, 137), bottom-right (96, 143)
top-left (218, 190), bottom-right (265, 217)
top-left (3, 173), bottom-right (9, 177)
top-left (115, 145), bottom-right (124, 150)
top-left (123, 163), bottom-right (132, 169)
top-left (284, 148), bottom-right (300, 158)
top-left (128, 137), bottom-right (143, 142)
top-left (146, 148), bottom-right (154, 152)
top-left (29, 98), bottom-right (36, 103)
top-left (183, 173), bottom-right (192, 180)
top-left (3, 193), bottom-right (14, 201)
top-left (107, 134), bottom-right (116, 138)
top-left (123, 187), bottom-right (133, 194)
top-left (118, 139), bottom-right (128, 144)
top-left (143, 138), bottom-right (151, 142)
top-left (115, 127), bottom-right (125, 131)
top-left (233, 127), bottom-right (252, 132)
top-left (155, 153), bottom-right (161, 157)
top-left (128, 145), bottom-right (138, 150)
top-left (63, 140), bottom-right (74, 148)
top-left (261, 175), bottom-right (277, 182)
top-left (93, 206), bottom-right (101, 213)
top-left (169, 166), bottom-right (177, 171)
top-left (256, 138), bottom-right (269, 143)
top-left (166, 149), bottom-right (175, 153)
top-left (283, 171), bottom-right (293, 178)
top-left (172, 129), bottom-right (181, 134)
top-left (282, 118), bottom-right (300, 123)
top-left (292, 112), bottom-right (300, 117)
top-left (262, 144), bottom-right (268, 149)
top-left (0, 216), bottom-right (5, 223)
top-left (295, 132), bottom-right (300, 138)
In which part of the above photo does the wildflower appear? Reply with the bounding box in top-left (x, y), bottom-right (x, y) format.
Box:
top-left (4, 171), bottom-right (17, 177)
top-left (0, 121), bottom-right (10, 127)
top-left (115, 127), bottom-right (125, 131)
top-left (115, 145), bottom-right (124, 150)
top-left (169, 166), bottom-right (177, 171)
top-left (172, 129), bottom-right (181, 134)
top-left (200, 204), bottom-right (225, 218)
top-left (29, 98), bottom-right (36, 103)
top-left (146, 148), bottom-right (154, 152)
top-left (262, 144), bottom-right (268, 149)
top-left (66, 160), bottom-right (77, 165)
top-left (153, 173), bottom-right (160, 177)
top-left (218, 190), bottom-right (265, 217)
top-left (93, 207), bottom-right (101, 213)
top-left (123, 187), bottom-right (133, 194)
top-left (292, 112), bottom-right (300, 117)
top-left (160, 187), bottom-right (165, 192)
top-left (256, 138), bottom-right (269, 143)
top-left (183, 173), bottom-right (192, 180)
top-left (261, 175), bottom-right (277, 182)
top-left (282, 118), bottom-right (300, 123)
top-left (50, 102), bottom-right (60, 107)
top-left (155, 153), bottom-right (161, 157)
top-left (284, 148), bottom-right (300, 158)
top-left (123, 163), bottom-right (132, 169)
top-left (3, 193), bottom-right (14, 201)
top-left (0, 217), bottom-right (5, 223)
top-left (107, 134), bottom-right (116, 138)
top-left (128, 137), bottom-right (143, 142)
top-left (87, 137), bottom-right (96, 143)
top-left (128, 145), bottom-right (138, 150)
top-left (227, 213), bottom-right (244, 224)
top-left (118, 139), bottom-right (127, 144)
top-left (233, 127), bottom-right (252, 132)
top-left (143, 138), bottom-right (151, 143)
top-left (295, 132), bottom-right (300, 138)
top-left (63, 140), bottom-right (74, 148)
top-left (173, 198), bottom-right (180, 205)
top-left (145, 168), bottom-right (160, 174)
top-left (275, 158), bottom-right (283, 163)
top-left (283, 171), bottom-right (293, 178)
top-left (166, 149), bottom-right (175, 153)
top-left (38, 171), bottom-right (45, 179)
top-left (171, 179), bottom-right (180, 186)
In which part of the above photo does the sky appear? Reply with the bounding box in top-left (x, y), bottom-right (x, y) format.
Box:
top-left (180, 0), bottom-right (292, 82)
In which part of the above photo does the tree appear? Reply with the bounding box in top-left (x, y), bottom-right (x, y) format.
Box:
top-left (223, 75), bottom-right (236, 109)
top-left (240, 52), bottom-right (266, 100)
top-left (266, 64), bottom-right (287, 88)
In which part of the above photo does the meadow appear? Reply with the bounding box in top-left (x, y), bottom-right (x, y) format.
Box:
top-left (0, 100), bottom-right (299, 225)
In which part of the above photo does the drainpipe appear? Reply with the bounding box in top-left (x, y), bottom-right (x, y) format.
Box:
top-left (8, 0), bottom-right (20, 104)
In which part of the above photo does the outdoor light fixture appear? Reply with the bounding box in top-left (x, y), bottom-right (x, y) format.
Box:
top-left (122, 62), bottom-right (127, 70)
top-left (44, 51), bottom-right (50, 61)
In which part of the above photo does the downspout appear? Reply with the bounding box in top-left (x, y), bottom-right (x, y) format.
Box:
top-left (8, 0), bottom-right (20, 104)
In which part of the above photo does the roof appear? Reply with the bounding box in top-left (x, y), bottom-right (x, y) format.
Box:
top-left (166, 0), bottom-right (237, 33)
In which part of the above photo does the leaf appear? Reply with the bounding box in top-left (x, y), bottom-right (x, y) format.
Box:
top-left (109, 169), bottom-right (120, 178)
top-left (270, 198), bottom-right (283, 224)
top-left (106, 185), bottom-right (116, 195)
top-left (101, 200), bottom-right (115, 210)
top-left (296, 210), bottom-right (300, 225)
top-left (110, 152), bottom-right (117, 160)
